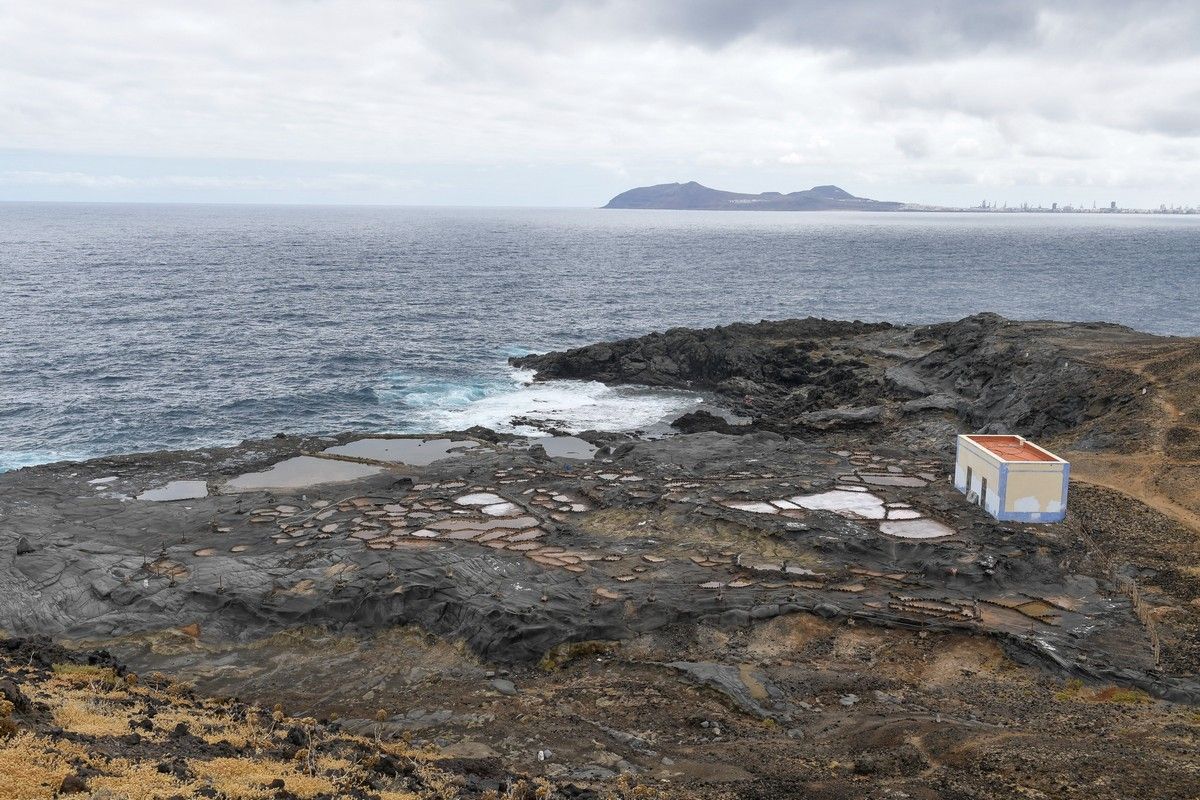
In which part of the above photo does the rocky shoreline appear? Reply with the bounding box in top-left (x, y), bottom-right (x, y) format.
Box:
top-left (511, 313), bottom-right (1146, 444)
top-left (2, 313), bottom-right (1199, 798)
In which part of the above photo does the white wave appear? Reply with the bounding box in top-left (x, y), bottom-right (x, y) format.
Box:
top-left (0, 449), bottom-right (88, 473)
top-left (400, 368), bottom-right (702, 435)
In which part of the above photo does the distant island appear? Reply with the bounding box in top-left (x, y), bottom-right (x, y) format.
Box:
top-left (602, 181), bottom-right (1199, 214)
top-left (603, 181), bottom-right (905, 211)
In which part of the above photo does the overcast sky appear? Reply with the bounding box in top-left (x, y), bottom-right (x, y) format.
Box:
top-left (2, 0), bottom-right (1198, 207)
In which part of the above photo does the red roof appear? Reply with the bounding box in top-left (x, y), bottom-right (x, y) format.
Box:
top-left (966, 435), bottom-right (1062, 463)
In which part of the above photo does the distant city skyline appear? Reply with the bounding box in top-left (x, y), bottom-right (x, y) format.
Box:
top-left (2, 1), bottom-right (1199, 208)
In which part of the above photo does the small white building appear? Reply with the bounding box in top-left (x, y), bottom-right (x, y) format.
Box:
top-left (954, 434), bottom-right (1069, 523)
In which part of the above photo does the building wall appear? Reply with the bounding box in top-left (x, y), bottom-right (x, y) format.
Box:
top-left (1003, 464), bottom-right (1066, 513)
top-left (955, 435), bottom-right (1069, 523)
top-left (954, 437), bottom-right (1003, 517)
top-left (1000, 461), bottom-right (1068, 522)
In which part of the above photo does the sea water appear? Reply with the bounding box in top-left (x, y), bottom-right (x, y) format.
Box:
top-left (2, 203), bottom-right (1197, 470)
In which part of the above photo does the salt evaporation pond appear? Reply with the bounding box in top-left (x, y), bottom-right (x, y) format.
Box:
top-left (322, 438), bottom-right (477, 465)
top-left (137, 480), bottom-right (209, 502)
top-left (793, 489), bottom-right (887, 519)
top-left (878, 519), bottom-right (956, 539)
top-left (223, 456), bottom-right (384, 492)
top-left (724, 486), bottom-right (958, 540)
top-left (537, 436), bottom-right (598, 460)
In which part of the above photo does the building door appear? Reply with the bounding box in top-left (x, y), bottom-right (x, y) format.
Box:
top-left (980, 477), bottom-right (988, 509)
top-left (966, 467), bottom-right (973, 496)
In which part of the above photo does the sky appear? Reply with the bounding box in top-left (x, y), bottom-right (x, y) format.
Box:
top-left (2, 0), bottom-right (1199, 208)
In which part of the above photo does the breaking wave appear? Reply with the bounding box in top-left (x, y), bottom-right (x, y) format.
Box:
top-left (385, 367), bottom-right (702, 435)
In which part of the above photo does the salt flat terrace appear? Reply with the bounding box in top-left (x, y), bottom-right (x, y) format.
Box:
top-left (0, 430), bottom-right (1193, 703)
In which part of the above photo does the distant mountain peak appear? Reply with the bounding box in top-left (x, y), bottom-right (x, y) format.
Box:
top-left (808, 185), bottom-right (855, 199)
top-left (603, 181), bottom-right (903, 211)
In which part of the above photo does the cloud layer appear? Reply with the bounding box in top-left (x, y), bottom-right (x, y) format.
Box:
top-left (1, 1), bottom-right (1197, 205)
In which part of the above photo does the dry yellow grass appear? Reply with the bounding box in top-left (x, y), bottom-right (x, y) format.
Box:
top-left (49, 662), bottom-right (121, 689)
top-left (0, 733), bottom-right (74, 800)
top-left (149, 705), bottom-right (248, 745)
top-left (0, 644), bottom-right (494, 800)
top-left (197, 717), bottom-right (267, 749)
top-left (87, 761), bottom-right (193, 800)
top-left (195, 757), bottom-right (337, 799)
top-left (50, 696), bottom-right (133, 738)
top-left (314, 753), bottom-right (354, 772)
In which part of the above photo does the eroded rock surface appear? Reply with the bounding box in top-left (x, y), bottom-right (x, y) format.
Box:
top-left (3, 313), bottom-right (1200, 798)
top-left (512, 312), bottom-right (1162, 445)
top-left (1, 430), bottom-right (1193, 703)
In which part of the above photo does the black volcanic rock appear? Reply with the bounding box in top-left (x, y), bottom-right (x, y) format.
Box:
top-left (511, 317), bottom-right (897, 430)
top-left (511, 314), bottom-right (1151, 442)
top-left (603, 181), bottom-right (905, 211)
top-left (669, 410), bottom-right (751, 435)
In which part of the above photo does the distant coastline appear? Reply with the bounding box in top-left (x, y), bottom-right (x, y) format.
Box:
top-left (604, 181), bottom-right (1200, 214)
top-left (602, 181), bottom-right (903, 211)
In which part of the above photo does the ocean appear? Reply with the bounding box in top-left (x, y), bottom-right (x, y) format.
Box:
top-left (2, 202), bottom-right (1198, 471)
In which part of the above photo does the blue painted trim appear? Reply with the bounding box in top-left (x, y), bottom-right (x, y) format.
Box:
top-left (997, 462), bottom-right (1009, 517)
top-left (957, 434), bottom-right (1069, 524)
top-left (997, 509), bottom-right (1067, 523)
top-left (953, 438), bottom-right (965, 492)
top-left (995, 463), bottom-right (1068, 522)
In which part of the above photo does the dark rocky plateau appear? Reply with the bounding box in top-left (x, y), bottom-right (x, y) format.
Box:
top-left (3, 313), bottom-right (1200, 798)
top-left (602, 181), bottom-right (905, 211)
top-left (512, 314), bottom-right (1153, 445)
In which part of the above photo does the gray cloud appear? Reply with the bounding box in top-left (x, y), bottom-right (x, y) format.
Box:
top-left (498, 0), bottom-right (1200, 63)
top-left (632, 0), bottom-right (1042, 60)
top-left (894, 132), bottom-right (932, 160)
top-left (1133, 93), bottom-right (1200, 137)
top-left (0, 1), bottom-right (1198, 206)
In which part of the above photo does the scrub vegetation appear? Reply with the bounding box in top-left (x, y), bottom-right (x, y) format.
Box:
top-left (0, 637), bottom-right (563, 800)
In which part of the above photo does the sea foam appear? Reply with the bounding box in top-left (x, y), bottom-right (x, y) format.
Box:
top-left (395, 367), bottom-right (702, 435)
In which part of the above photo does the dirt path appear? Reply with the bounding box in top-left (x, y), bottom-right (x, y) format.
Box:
top-left (1065, 343), bottom-right (1200, 536)
top-left (1068, 454), bottom-right (1200, 534)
